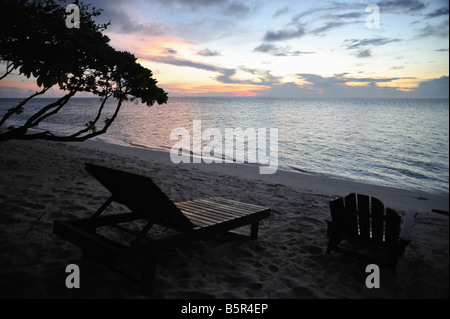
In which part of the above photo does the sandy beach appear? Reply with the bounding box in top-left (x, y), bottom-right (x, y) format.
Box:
top-left (0, 138), bottom-right (448, 299)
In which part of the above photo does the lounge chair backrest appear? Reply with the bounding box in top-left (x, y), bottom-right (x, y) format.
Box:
top-left (85, 163), bottom-right (195, 231)
top-left (329, 193), bottom-right (401, 246)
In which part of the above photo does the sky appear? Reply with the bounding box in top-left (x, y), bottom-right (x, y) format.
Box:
top-left (0, 0), bottom-right (449, 98)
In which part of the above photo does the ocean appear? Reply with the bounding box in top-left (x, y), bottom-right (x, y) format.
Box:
top-left (0, 97), bottom-right (448, 195)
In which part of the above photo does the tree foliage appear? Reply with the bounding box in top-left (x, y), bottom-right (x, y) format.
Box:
top-left (0, 0), bottom-right (168, 141)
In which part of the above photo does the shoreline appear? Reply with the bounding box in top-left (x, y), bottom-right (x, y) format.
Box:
top-left (83, 138), bottom-right (449, 214)
top-left (0, 138), bottom-right (448, 298)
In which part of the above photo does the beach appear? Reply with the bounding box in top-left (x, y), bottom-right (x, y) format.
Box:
top-left (0, 138), bottom-right (448, 299)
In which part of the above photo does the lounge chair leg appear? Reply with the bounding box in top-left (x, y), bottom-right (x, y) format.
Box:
top-left (250, 222), bottom-right (259, 239)
top-left (142, 255), bottom-right (156, 295)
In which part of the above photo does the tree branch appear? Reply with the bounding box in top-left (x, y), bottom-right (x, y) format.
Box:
top-left (23, 88), bottom-right (78, 129)
top-left (8, 97), bottom-right (125, 142)
top-left (0, 61), bottom-right (14, 81)
top-left (0, 1), bottom-right (167, 143)
top-left (68, 94), bottom-right (110, 138)
top-left (0, 86), bottom-right (50, 127)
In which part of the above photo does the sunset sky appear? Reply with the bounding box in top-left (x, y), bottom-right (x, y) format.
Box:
top-left (1, 0), bottom-right (449, 98)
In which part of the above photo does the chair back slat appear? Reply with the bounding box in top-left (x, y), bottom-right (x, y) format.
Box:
top-left (385, 208), bottom-right (401, 246)
top-left (357, 194), bottom-right (370, 240)
top-left (330, 193), bottom-right (403, 246)
top-left (344, 193), bottom-right (358, 237)
top-left (329, 196), bottom-right (346, 234)
top-left (327, 193), bottom-right (414, 270)
top-left (371, 197), bottom-right (384, 243)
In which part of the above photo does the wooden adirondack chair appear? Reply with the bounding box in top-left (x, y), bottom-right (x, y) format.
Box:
top-left (53, 163), bottom-right (270, 294)
top-left (325, 193), bottom-right (416, 270)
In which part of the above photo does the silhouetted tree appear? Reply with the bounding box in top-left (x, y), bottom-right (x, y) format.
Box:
top-left (0, 0), bottom-right (167, 141)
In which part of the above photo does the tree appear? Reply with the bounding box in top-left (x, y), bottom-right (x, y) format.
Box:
top-left (0, 0), bottom-right (168, 141)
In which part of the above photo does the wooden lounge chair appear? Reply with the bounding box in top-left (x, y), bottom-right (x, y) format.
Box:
top-left (325, 193), bottom-right (416, 270)
top-left (53, 163), bottom-right (270, 294)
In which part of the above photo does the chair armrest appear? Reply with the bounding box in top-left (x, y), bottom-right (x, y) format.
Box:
top-left (399, 209), bottom-right (417, 243)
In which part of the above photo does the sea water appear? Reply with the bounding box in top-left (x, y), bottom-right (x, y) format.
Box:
top-left (0, 97), bottom-right (448, 195)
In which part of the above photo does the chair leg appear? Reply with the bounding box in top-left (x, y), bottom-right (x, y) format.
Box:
top-left (326, 235), bottom-right (343, 253)
top-left (250, 222), bottom-right (259, 239)
top-left (141, 255), bottom-right (156, 295)
top-left (387, 247), bottom-right (399, 271)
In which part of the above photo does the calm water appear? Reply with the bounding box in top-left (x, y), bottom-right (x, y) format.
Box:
top-left (1, 97), bottom-right (448, 195)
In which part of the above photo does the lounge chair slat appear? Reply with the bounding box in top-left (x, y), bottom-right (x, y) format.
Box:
top-left (209, 197), bottom-right (268, 211)
top-left (178, 201), bottom-right (248, 219)
top-left (176, 201), bottom-right (239, 219)
top-left (196, 199), bottom-right (258, 216)
top-left (178, 198), bottom-right (259, 218)
top-left (179, 212), bottom-right (215, 227)
top-left (177, 199), bottom-right (246, 216)
top-left (199, 198), bottom-right (264, 215)
top-left (179, 208), bottom-right (224, 225)
top-left (178, 206), bottom-right (236, 224)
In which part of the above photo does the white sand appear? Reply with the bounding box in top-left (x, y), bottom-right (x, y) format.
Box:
top-left (0, 139), bottom-right (448, 299)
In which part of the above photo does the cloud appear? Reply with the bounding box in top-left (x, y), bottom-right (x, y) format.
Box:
top-left (356, 49), bottom-right (372, 58)
top-left (149, 55), bottom-right (242, 84)
top-left (412, 76), bottom-right (449, 98)
top-left (310, 21), bottom-right (349, 35)
top-left (222, 1), bottom-right (251, 17)
top-left (335, 12), bottom-right (364, 19)
top-left (86, 0), bottom-right (171, 36)
top-left (150, 56), bottom-right (229, 74)
top-left (263, 3), bottom-right (393, 45)
top-left (238, 68), bottom-right (283, 86)
top-left (149, 54), bottom-right (283, 88)
top-left (151, 0), bottom-right (251, 17)
top-left (0, 86), bottom-right (35, 98)
top-left (425, 7), bottom-right (449, 18)
top-left (253, 43), bottom-right (315, 56)
top-left (416, 21), bottom-right (449, 38)
top-left (375, 0), bottom-right (426, 13)
top-left (260, 73), bottom-right (421, 98)
top-left (273, 6), bottom-right (290, 18)
top-left (343, 38), bottom-right (402, 50)
top-left (146, 53), bottom-right (433, 98)
top-left (197, 48), bottom-right (221, 56)
top-left (166, 48), bottom-right (178, 55)
top-left (291, 3), bottom-right (356, 21)
top-left (264, 5), bottom-right (357, 42)
top-left (263, 22), bottom-right (306, 41)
